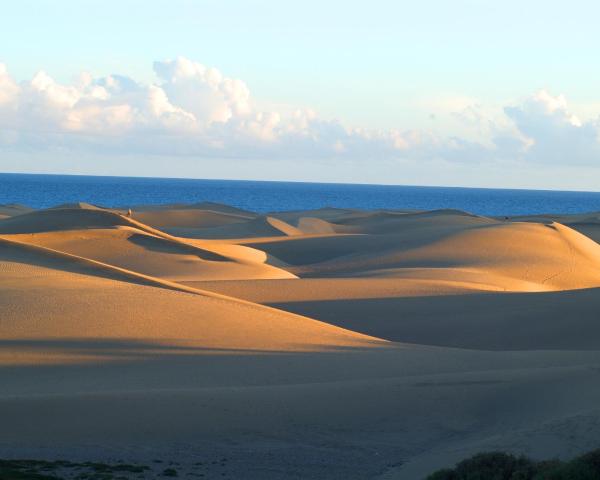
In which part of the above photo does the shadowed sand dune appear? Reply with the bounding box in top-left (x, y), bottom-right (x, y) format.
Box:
top-left (163, 214), bottom-right (303, 239)
top-left (243, 219), bottom-right (600, 291)
top-left (0, 207), bottom-right (141, 233)
top-left (0, 203), bottom-right (34, 217)
top-left (133, 209), bottom-right (251, 229)
top-left (196, 279), bottom-right (600, 350)
top-left (2, 203), bottom-right (600, 479)
top-left (133, 201), bottom-right (256, 216)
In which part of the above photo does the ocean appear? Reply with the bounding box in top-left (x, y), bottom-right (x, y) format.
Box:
top-left (2, 172), bottom-right (600, 216)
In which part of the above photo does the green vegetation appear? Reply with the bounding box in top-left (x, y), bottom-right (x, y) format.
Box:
top-left (160, 468), bottom-right (178, 477)
top-left (0, 460), bottom-right (62, 480)
top-left (0, 459), bottom-right (150, 480)
top-left (427, 449), bottom-right (600, 479)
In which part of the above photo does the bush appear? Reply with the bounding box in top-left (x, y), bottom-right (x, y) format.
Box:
top-left (427, 468), bottom-right (457, 480)
top-left (426, 449), bottom-right (600, 480)
top-left (455, 452), bottom-right (537, 479)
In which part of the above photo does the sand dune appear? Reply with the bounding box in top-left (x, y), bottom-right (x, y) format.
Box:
top-left (2, 203), bottom-right (600, 479)
top-left (0, 207), bottom-right (138, 233)
top-left (312, 208), bottom-right (496, 234)
top-left (513, 211), bottom-right (600, 244)
top-left (49, 201), bottom-right (106, 210)
top-left (133, 201), bottom-right (256, 216)
top-left (245, 219), bottom-right (600, 291)
top-left (269, 206), bottom-right (362, 223)
top-left (4, 227), bottom-right (294, 281)
top-left (195, 279), bottom-right (600, 350)
top-left (0, 203), bottom-right (34, 217)
top-left (132, 208), bottom-right (250, 229)
top-left (165, 214), bottom-right (303, 239)
top-left (0, 241), bottom-right (379, 356)
top-left (0, 207), bottom-right (295, 280)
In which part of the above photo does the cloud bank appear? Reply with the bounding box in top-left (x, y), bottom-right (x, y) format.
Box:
top-left (0, 57), bottom-right (599, 166)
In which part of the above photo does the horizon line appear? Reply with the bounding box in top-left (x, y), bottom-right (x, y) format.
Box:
top-left (2, 171), bottom-right (600, 196)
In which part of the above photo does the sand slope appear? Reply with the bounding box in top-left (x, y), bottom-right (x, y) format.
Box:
top-left (163, 215), bottom-right (303, 239)
top-left (0, 239), bottom-right (382, 356)
top-left (131, 207), bottom-right (252, 229)
top-left (0, 203), bottom-right (33, 217)
top-left (244, 220), bottom-right (600, 291)
top-left (512, 211), bottom-right (600, 244)
top-left (196, 279), bottom-right (600, 350)
top-left (0, 207), bottom-right (295, 281)
top-left (2, 203), bottom-right (600, 479)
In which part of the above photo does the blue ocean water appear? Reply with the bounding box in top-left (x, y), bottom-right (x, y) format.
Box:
top-left (1, 173), bottom-right (600, 216)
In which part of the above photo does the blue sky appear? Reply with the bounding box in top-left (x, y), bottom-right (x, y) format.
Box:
top-left (2, 0), bottom-right (600, 189)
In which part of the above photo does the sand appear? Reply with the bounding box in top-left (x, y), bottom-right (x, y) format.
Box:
top-left (1, 203), bottom-right (600, 479)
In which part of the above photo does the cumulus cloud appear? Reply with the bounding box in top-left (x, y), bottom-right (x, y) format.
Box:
top-left (504, 90), bottom-right (600, 164)
top-left (0, 57), bottom-right (464, 160)
top-left (154, 57), bottom-right (251, 124)
top-left (0, 57), bottom-right (599, 167)
top-left (0, 64), bottom-right (19, 107)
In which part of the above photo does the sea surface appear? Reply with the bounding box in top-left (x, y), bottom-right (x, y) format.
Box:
top-left (2, 173), bottom-right (600, 216)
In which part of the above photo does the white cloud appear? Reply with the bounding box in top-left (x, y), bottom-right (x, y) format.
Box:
top-left (0, 57), bottom-right (465, 161)
top-left (503, 89), bottom-right (600, 165)
top-left (154, 57), bottom-right (251, 124)
top-left (0, 64), bottom-right (20, 107)
top-left (0, 58), bottom-right (600, 168)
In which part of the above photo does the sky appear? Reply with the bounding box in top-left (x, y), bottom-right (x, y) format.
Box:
top-left (2, 0), bottom-right (600, 190)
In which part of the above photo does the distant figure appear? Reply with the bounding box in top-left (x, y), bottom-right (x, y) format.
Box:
top-left (127, 208), bottom-right (132, 217)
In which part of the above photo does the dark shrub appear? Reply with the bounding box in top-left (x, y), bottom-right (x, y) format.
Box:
top-left (426, 449), bottom-right (600, 480)
top-left (533, 449), bottom-right (600, 479)
top-left (452, 452), bottom-right (536, 479)
top-left (579, 449), bottom-right (600, 473)
top-left (427, 468), bottom-right (457, 479)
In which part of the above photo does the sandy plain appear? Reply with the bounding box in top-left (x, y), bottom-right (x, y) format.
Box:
top-left (1, 202), bottom-right (600, 479)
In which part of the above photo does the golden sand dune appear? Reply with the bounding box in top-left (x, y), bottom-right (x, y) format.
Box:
top-left (0, 208), bottom-right (295, 280)
top-left (245, 219), bottom-right (600, 291)
top-left (4, 227), bottom-right (294, 281)
top-left (0, 243), bottom-right (378, 358)
top-left (512, 211), bottom-right (600, 244)
top-left (2, 203), bottom-right (600, 479)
